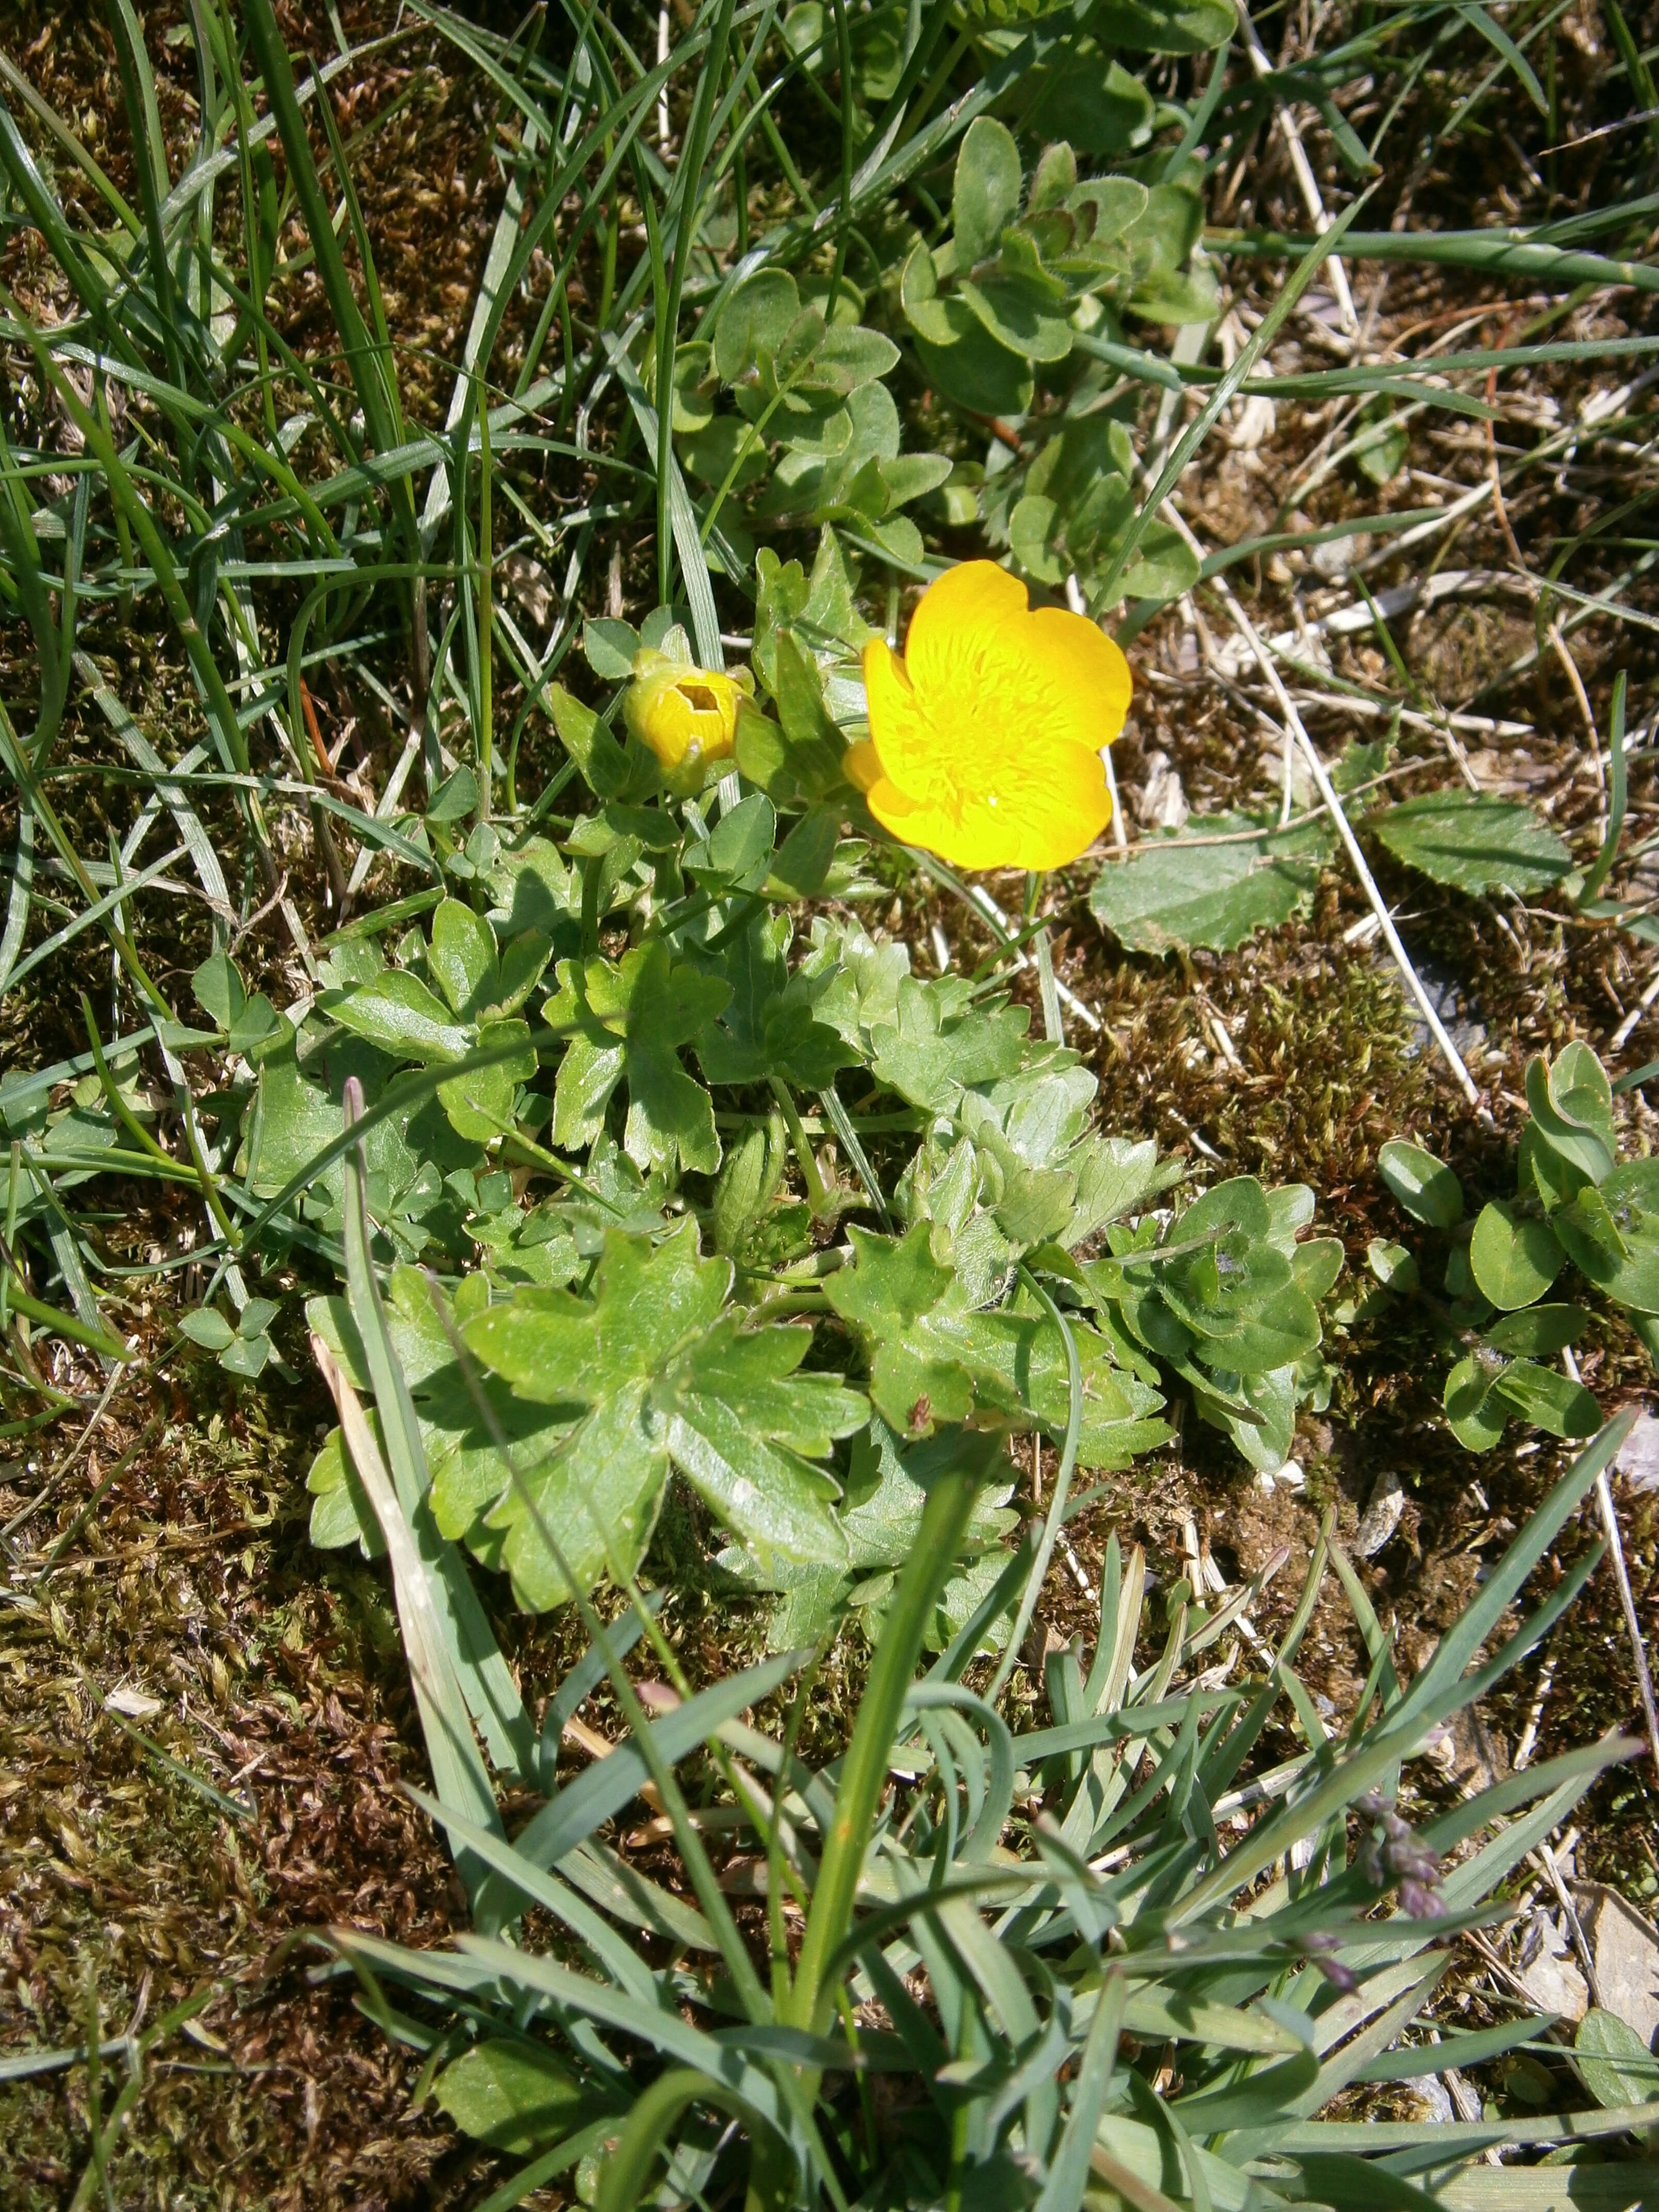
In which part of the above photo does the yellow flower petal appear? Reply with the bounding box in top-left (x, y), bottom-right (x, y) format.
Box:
top-left (903, 560), bottom-right (1030, 701)
top-left (1026, 605), bottom-right (1132, 750)
top-left (861, 741), bottom-right (1112, 872)
top-left (858, 561), bottom-right (1127, 870)
top-left (842, 738), bottom-right (882, 794)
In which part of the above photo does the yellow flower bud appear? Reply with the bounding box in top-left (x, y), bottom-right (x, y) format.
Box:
top-left (623, 646), bottom-right (754, 783)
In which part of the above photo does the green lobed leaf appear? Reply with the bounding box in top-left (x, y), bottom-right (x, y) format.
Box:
top-left (326, 969), bottom-right (473, 1062)
top-left (429, 899), bottom-right (500, 1019)
top-left (658, 1312), bottom-right (865, 1570)
top-left (546, 940), bottom-right (729, 1177)
top-left (825, 1223), bottom-right (1165, 1462)
top-left (464, 1223), bottom-right (863, 1603)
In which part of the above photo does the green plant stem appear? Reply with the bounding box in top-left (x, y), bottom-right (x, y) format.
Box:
top-left (1212, 223), bottom-right (1659, 295)
top-left (742, 1462), bottom-right (981, 2210)
top-left (477, 377), bottom-right (494, 822)
top-left (655, 0), bottom-right (739, 606)
top-left (1577, 671), bottom-right (1629, 905)
top-left (769, 1076), bottom-right (831, 1215)
top-left (1024, 871), bottom-right (1064, 1046)
top-left (985, 1272), bottom-right (1082, 1706)
top-left (787, 1463), bottom-right (981, 2037)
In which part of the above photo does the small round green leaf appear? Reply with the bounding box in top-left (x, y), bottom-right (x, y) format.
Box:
top-left (1377, 1139), bottom-right (1465, 1229)
top-left (1575, 2008), bottom-right (1659, 2111)
top-left (1484, 1303), bottom-right (1590, 1356)
top-left (179, 1307), bottom-right (235, 1352)
top-left (1444, 1354), bottom-right (1506, 1452)
top-left (1469, 1199), bottom-right (1565, 1309)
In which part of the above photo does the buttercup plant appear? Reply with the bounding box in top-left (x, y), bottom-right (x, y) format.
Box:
top-left (0, 1), bottom-right (1654, 2202)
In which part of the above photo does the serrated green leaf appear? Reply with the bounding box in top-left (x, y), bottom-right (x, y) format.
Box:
top-left (908, 256), bottom-right (1035, 414)
top-left (824, 1222), bottom-right (987, 1432)
top-left (433, 2039), bottom-right (585, 2153)
top-left (467, 1221), bottom-right (727, 1409)
top-left (691, 909), bottom-right (851, 1092)
top-left (1373, 792), bottom-right (1572, 896)
top-left (463, 1224), bottom-right (724, 1605)
top-left (659, 1313), bottom-right (866, 1569)
top-left (824, 1224), bottom-right (1166, 1463)
top-left (438, 1019), bottom-right (535, 1142)
top-left (811, 924), bottom-right (1033, 1116)
top-left (465, 1224), bottom-right (862, 1599)
top-left (718, 1421), bottom-right (1018, 1649)
top-left (327, 969), bottom-right (473, 1062)
top-left (1089, 814), bottom-right (1332, 954)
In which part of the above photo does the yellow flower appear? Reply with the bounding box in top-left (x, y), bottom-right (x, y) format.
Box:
top-left (624, 646), bottom-right (755, 786)
top-left (845, 561), bottom-right (1131, 871)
